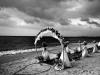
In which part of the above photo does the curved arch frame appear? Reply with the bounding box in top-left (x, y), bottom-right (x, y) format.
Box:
top-left (34, 28), bottom-right (64, 52)
top-left (34, 28), bottom-right (63, 45)
top-left (34, 27), bottom-right (70, 67)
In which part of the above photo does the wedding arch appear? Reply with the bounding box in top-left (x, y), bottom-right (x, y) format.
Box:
top-left (34, 27), bottom-right (64, 49)
top-left (34, 27), bottom-right (71, 67)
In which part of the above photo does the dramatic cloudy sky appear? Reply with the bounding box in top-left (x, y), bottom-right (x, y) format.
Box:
top-left (0, 0), bottom-right (100, 36)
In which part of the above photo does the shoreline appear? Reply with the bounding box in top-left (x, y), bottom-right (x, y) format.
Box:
top-left (0, 46), bottom-right (61, 64)
top-left (0, 45), bottom-right (61, 56)
top-left (0, 43), bottom-right (95, 57)
top-left (0, 48), bottom-right (43, 56)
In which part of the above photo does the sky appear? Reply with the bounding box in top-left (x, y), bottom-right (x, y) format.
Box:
top-left (0, 0), bottom-right (100, 36)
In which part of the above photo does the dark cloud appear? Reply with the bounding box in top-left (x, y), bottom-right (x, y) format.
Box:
top-left (82, 0), bottom-right (100, 17)
top-left (87, 0), bottom-right (95, 2)
top-left (0, 0), bottom-right (100, 24)
top-left (88, 21), bottom-right (100, 27)
top-left (81, 18), bottom-right (100, 27)
top-left (55, 18), bottom-right (71, 25)
top-left (0, 12), bottom-right (10, 19)
top-left (0, 0), bottom-right (65, 20)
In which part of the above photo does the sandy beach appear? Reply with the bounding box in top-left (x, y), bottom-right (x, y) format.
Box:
top-left (0, 44), bottom-right (100, 75)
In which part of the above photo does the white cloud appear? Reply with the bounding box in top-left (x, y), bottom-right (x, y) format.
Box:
top-left (9, 17), bottom-right (28, 26)
top-left (89, 18), bottom-right (100, 24)
top-left (69, 18), bottom-right (99, 29)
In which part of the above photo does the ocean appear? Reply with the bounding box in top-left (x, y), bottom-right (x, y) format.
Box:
top-left (0, 36), bottom-right (100, 51)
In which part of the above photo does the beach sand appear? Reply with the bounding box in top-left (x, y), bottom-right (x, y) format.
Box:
top-left (0, 44), bottom-right (100, 75)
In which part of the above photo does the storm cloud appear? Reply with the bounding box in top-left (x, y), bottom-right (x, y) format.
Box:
top-left (0, 0), bottom-right (100, 36)
top-left (81, 18), bottom-right (100, 27)
top-left (0, 0), bottom-right (100, 21)
top-left (0, 0), bottom-right (64, 20)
